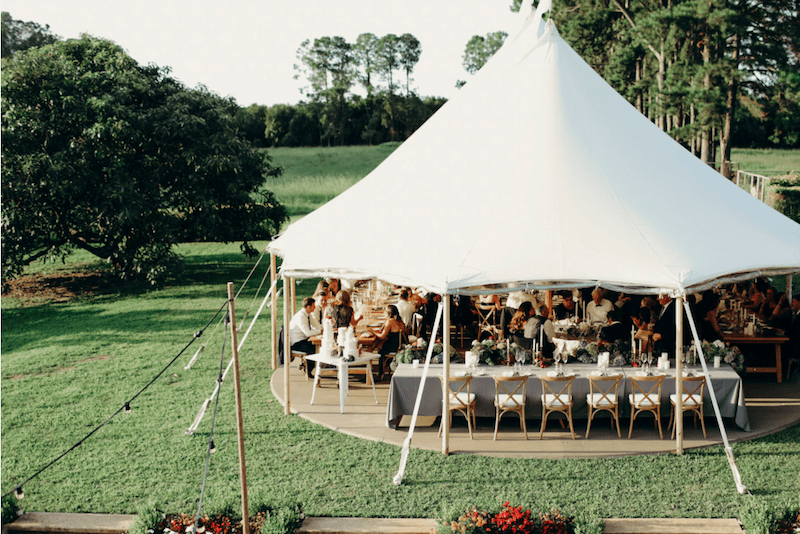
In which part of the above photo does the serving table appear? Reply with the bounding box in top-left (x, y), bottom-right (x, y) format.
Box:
top-left (722, 333), bottom-right (789, 383)
top-left (386, 363), bottom-right (750, 431)
top-left (305, 352), bottom-right (379, 413)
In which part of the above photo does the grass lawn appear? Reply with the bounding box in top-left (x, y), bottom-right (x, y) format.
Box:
top-left (2, 146), bottom-right (800, 532)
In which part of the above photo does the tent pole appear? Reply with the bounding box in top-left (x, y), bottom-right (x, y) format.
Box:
top-left (226, 283), bottom-right (250, 534)
top-left (683, 300), bottom-right (748, 494)
top-left (270, 254), bottom-right (278, 370)
top-left (291, 277), bottom-right (297, 317)
top-left (443, 296), bottom-right (451, 455)
top-left (675, 296), bottom-right (684, 455)
top-left (283, 274), bottom-right (291, 416)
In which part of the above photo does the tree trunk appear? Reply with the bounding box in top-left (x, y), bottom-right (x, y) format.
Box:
top-left (720, 34), bottom-right (739, 180)
top-left (699, 37), bottom-right (712, 165)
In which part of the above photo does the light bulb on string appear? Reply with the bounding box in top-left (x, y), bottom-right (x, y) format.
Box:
top-left (14, 486), bottom-right (24, 500)
top-left (124, 402), bottom-right (132, 414)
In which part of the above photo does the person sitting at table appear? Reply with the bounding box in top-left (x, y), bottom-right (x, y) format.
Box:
top-left (325, 290), bottom-right (361, 329)
top-left (634, 307), bottom-right (656, 354)
top-left (697, 290), bottom-right (723, 342)
top-left (768, 292), bottom-right (792, 326)
top-left (758, 286), bottom-right (779, 320)
top-left (554, 290), bottom-right (578, 320)
top-left (586, 288), bottom-right (614, 324)
top-left (396, 289), bottom-right (416, 328)
top-left (743, 279), bottom-right (766, 312)
top-left (327, 278), bottom-right (341, 297)
top-left (536, 304), bottom-right (556, 358)
top-left (506, 290), bottom-right (538, 311)
top-left (290, 297), bottom-right (323, 377)
top-left (313, 286), bottom-right (330, 324)
top-left (373, 304), bottom-right (408, 380)
top-left (508, 301), bottom-right (535, 350)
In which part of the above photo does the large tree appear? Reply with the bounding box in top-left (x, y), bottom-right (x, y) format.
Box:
top-left (1, 11), bottom-right (59, 58)
top-left (462, 31), bottom-right (508, 75)
top-left (1, 36), bottom-right (287, 287)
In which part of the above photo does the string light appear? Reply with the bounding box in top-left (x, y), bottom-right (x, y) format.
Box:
top-left (209, 439), bottom-right (216, 454)
top-left (124, 402), bottom-right (132, 414)
top-left (14, 486), bottom-right (24, 500)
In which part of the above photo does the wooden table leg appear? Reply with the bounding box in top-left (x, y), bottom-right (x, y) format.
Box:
top-left (776, 344), bottom-right (783, 384)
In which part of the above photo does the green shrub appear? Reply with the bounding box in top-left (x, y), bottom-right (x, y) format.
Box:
top-left (1, 495), bottom-right (19, 525)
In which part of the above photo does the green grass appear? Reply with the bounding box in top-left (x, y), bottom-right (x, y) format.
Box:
top-left (728, 148), bottom-right (800, 176)
top-left (3, 146), bottom-right (800, 530)
top-left (264, 143), bottom-right (401, 218)
top-left (2, 246), bottom-right (800, 531)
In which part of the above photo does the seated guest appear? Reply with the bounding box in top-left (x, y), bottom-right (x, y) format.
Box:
top-left (313, 287), bottom-right (330, 324)
top-left (758, 287), bottom-right (779, 320)
top-left (290, 297), bottom-right (323, 376)
top-left (396, 289), bottom-right (416, 328)
top-left (744, 279), bottom-right (766, 312)
top-left (769, 292), bottom-right (791, 326)
top-left (600, 309), bottom-right (627, 343)
top-left (508, 301), bottom-right (535, 350)
top-left (634, 308), bottom-right (655, 354)
top-left (325, 290), bottom-right (361, 329)
top-left (537, 304), bottom-right (556, 358)
top-left (586, 288), bottom-right (614, 324)
top-left (506, 290), bottom-right (539, 311)
top-left (327, 278), bottom-right (341, 297)
top-left (697, 290), bottom-right (723, 342)
top-left (554, 290), bottom-right (578, 320)
top-left (373, 305), bottom-right (408, 380)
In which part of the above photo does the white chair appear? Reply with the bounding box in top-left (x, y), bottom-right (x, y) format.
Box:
top-left (439, 375), bottom-right (477, 439)
top-left (628, 375), bottom-right (665, 439)
top-left (539, 374), bottom-right (576, 439)
top-left (668, 375), bottom-right (707, 438)
top-left (493, 375), bottom-right (528, 440)
top-left (585, 374), bottom-right (622, 438)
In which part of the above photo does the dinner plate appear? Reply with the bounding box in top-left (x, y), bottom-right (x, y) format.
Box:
top-left (473, 370), bottom-right (486, 376)
top-left (454, 371), bottom-right (467, 377)
top-left (546, 371), bottom-right (575, 377)
top-left (502, 371), bottom-right (517, 377)
top-left (635, 371), bottom-right (665, 377)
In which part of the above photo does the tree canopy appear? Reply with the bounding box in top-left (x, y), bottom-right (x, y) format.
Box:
top-left (1, 35), bottom-right (287, 287)
top-left (1, 11), bottom-right (59, 58)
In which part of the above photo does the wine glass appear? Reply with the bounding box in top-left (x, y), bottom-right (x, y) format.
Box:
top-left (554, 352), bottom-right (562, 376)
top-left (646, 352), bottom-right (654, 376)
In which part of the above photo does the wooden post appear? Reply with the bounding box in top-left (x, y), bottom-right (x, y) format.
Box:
top-left (546, 290), bottom-right (553, 316)
top-left (283, 275), bottom-right (291, 416)
top-left (675, 296), bottom-right (684, 455)
top-left (226, 282), bottom-right (250, 534)
top-left (270, 254), bottom-right (278, 370)
top-left (291, 277), bottom-right (297, 317)
top-left (442, 296), bottom-right (451, 455)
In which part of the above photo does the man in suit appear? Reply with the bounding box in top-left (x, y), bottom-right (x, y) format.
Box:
top-left (652, 295), bottom-right (689, 358)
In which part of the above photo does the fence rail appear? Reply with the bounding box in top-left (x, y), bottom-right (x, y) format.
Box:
top-left (734, 170), bottom-right (771, 202)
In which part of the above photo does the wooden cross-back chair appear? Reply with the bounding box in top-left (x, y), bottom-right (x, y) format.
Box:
top-left (628, 374), bottom-right (665, 439)
top-left (539, 374), bottom-right (576, 439)
top-left (668, 375), bottom-right (707, 438)
top-left (585, 374), bottom-right (623, 438)
top-left (439, 375), bottom-right (477, 439)
top-left (475, 302), bottom-right (500, 340)
top-left (492, 375), bottom-right (528, 440)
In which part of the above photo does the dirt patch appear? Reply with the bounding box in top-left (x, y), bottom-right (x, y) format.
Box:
top-left (3, 270), bottom-right (120, 305)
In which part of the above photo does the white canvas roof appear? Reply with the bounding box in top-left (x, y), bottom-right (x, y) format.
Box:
top-left (269, 14), bottom-right (800, 296)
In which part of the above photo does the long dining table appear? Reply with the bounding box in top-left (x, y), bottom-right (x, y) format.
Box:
top-left (386, 362), bottom-right (751, 432)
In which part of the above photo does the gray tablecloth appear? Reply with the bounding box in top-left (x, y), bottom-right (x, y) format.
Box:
top-left (386, 363), bottom-right (750, 431)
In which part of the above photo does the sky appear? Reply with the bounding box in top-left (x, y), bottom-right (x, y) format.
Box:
top-left (2, 0), bottom-right (521, 107)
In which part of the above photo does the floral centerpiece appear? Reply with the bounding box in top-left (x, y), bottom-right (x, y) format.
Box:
top-left (470, 338), bottom-right (507, 365)
top-left (570, 339), bottom-right (631, 366)
top-left (394, 337), bottom-right (458, 366)
top-left (699, 340), bottom-right (744, 374)
top-left (508, 342), bottom-right (547, 368)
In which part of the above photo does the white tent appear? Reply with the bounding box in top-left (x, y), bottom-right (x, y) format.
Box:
top-left (268, 3), bottom-right (800, 490)
top-left (268, 18), bottom-right (800, 297)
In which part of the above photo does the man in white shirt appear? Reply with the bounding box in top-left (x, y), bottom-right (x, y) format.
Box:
top-left (290, 297), bottom-right (322, 355)
top-left (586, 288), bottom-right (614, 324)
top-left (396, 289), bottom-right (416, 328)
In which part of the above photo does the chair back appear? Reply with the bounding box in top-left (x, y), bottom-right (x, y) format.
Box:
top-left (476, 302), bottom-right (498, 336)
top-left (588, 374), bottom-right (622, 406)
top-left (411, 313), bottom-right (424, 338)
top-left (629, 375), bottom-right (664, 407)
top-left (680, 375), bottom-right (706, 405)
top-left (493, 375), bottom-right (528, 408)
top-left (440, 375), bottom-right (473, 409)
top-left (540, 375), bottom-right (575, 407)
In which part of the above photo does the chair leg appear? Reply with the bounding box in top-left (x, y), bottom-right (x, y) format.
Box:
top-left (628, 410), bottom-right (636, 439)
top-left (520, 411), bottom-right (528, 439)
top-left (568, 406), bottom-right (575, 440)
top-left (614, 406), bottom-right (621, 438)
top-left (656, 408), bottom-right (663, 439)
top-left (585, 406), bottom-right (594, 439)
top-left (494, 408), bottom-right (500, 441)
top-left (466, 408), bottom-right (474, 440)
top-left (540, 408), bottom-right (549, 439)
